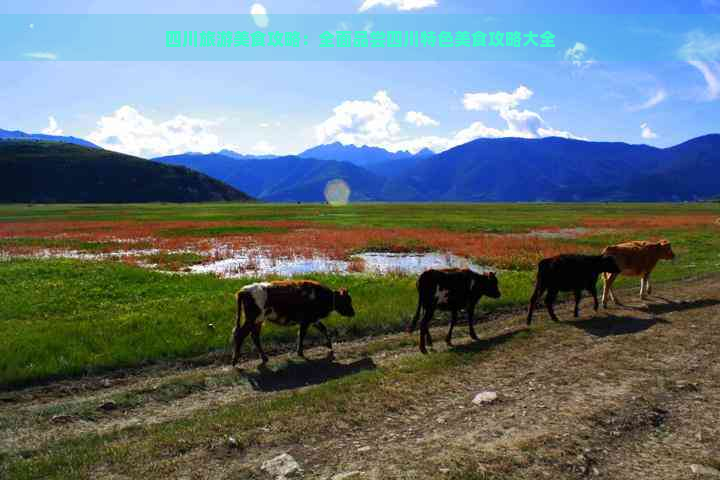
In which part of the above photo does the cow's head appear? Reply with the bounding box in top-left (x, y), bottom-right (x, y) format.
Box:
top-left (477, 271), bottom-right (501, 299)
top-left (599, 255), bottom-right (621, 274)
top-left (657, 240), bottom-right (675, 260)
top-left (333, 288), bottom-right (355, 317)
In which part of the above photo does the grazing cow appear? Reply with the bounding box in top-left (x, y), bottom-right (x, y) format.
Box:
top-left (601, 240), bottom-right (675, 306)
top-left (232, 280), bottom-right (355, 365)
top-left (408, 268), bottom-right (501, 354)
top-left (527, 254), bottom-right (620, 325)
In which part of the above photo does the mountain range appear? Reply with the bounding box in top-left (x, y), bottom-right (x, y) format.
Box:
top-left (154, 135), bottom-right (720, 202)
top-left (0, 141), bottom-right (250, 203)
top-left (2, 125), bottom-right (719, 203)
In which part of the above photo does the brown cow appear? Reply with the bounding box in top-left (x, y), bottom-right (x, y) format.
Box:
top-left (407, 268), bottom-right (501, 354)
top-left (232, 280), bottom-right (355, 365)
top-left (601, 240), bottom-right (675, 307)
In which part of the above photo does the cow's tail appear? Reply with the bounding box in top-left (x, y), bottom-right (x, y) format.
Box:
top-left (235, 290), bottom-right (247, 331)
top-left (407, 299), bottom-right (422, 333)
top-left (231, 291), bottom-right (247, 343)
top-left (407, 278), bottom-right (423, 333)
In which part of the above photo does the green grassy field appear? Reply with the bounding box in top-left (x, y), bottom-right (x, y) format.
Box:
top-left (1, 202), bottom-right (718, 388)
top-left (0, 201), bottom-right (717, 230)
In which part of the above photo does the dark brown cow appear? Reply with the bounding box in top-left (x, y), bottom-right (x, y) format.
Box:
top-left (407, 268), bottom-right (501, 354)
top-left (232, 280), bottom-right (355, 365)
top-left (527, 254), bottom-right (620, 325)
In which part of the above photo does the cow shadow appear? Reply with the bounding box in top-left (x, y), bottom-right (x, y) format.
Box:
top-left (448, 328), bottom-right (528, 355)
top-left (243, 354), bottom-right (377, 392)
top-left (640, 298), bottom-right (720, 316)
top-left (565, 314), bottom-right (670, 338)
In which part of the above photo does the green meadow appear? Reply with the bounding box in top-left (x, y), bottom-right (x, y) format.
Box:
top-left (1, 202), bottom-right (718, 388)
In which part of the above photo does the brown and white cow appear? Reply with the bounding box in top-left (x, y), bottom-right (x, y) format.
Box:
top-left (407, 268), bottom-right (501, 354)
top-left (232, 280), bottom-right (355, 365)
top-left (601, 240), bottom-right (675, 307)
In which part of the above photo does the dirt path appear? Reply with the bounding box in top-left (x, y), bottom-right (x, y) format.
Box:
top-left (2, 276), bottom-right (719, 479)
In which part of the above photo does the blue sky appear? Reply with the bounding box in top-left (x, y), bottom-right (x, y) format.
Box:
top-left (1, 0), bottom-right (719, 158)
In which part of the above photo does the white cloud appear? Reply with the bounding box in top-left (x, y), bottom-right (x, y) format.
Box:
top-left (687, 60), bottom-right (720, 100)
top-left (405, 111), bottom-right (439, 127)
top-left (462, 86), bottom-right (582, 141)
top-left (679, 30), bottom-right (720, 101)
top-left (250, 3), bottom-right (269, 29)
top-left (463, 85), bottom-right (533, 111)
top-left (679, 30), bottom-right (720, 61)
top-left (259, 122), bottom-right (271, 128)
top-left (540, 105), bottom-right (558, 112)
top-left (315, 90), bottom-right (401, 146)
top-left (41, 116), bottom-right (63, 136)
top-left (315, 87), bottom-right (582, 154)
top-left (628, 88), bottom-right (668, 111)
top-left (24, 52), bottom-right (57, 60)
top-left (564, 42), bottom-right (596, 69)
top-left (358, 0), bottom-right (437, 12)
top-left (251, 140), bottom-right (276, 155)
top-left (640, 123), bottom-right (658, 139)
top-left (87, 105), bottom-right (223, 157)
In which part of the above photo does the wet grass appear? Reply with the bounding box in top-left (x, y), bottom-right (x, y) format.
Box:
top-left (137, 251), bottom-right (205, 270)
top-left (0, 237), bottom-right (119, 252)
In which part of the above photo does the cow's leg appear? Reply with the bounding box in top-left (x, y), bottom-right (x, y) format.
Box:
top-left (419, 306), bottom-right (434, 354)
top-left (527, 283), bottom-right (545, 325)
top-left (313, 321), bottom-right (333, 351)
top-left (467, 301), bottom-right (479, 341)
top-left (601, 273), bottom-right (610, 308)
top-left (250, 323), bottom-right (269, 364)
top-left (639, 277), bottom-right (646, 300)
top-left (573, 289), bottom-right (582, 318)
top-left (603, 273), bottom-right (620, 306)
top-left (589, 283), bottom-right (599, 312)
top-left (545, 289), bottom-right (559, 322)
top-left (644, 273), bottom-right (652, 295)
top-left (445, 309), bottom-right (458, 346)
top-left (232, 320), bottom-right (253, 366)
top-left (297, 320), bottom-right (310, 358)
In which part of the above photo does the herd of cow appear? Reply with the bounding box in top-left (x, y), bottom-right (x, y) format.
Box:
top-left (231, 240), bottom-right (676, 365)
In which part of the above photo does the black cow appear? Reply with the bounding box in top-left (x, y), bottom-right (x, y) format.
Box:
top-left (408, 268), bottom-right (501, 354)
top-left (232, 280), bottom-right (355, 365)
top-left (526, 254), bottom-right (620, 325)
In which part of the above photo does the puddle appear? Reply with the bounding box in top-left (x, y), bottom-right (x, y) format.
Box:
top-left (354, 252), bottom-right (489, 275)
top-left (2, 244), bottom-right (491, 278)
top-left (189, 252), bottom-right (350, 277)
top-left (189, 250), bottom-right (489, 278)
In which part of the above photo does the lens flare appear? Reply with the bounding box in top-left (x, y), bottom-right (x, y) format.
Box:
top-left (250, 3), bottom-right (269, 28)
top-left (324, 179), bottom-right (351, 206)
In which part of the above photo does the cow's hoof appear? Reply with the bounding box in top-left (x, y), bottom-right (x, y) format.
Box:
top-left (445, 339), bottom-right (453, 347)
top-left (470, 334), bottom-right (479, 341)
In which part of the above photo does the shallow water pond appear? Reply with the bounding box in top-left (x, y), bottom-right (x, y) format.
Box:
top-left (189, 250), bottom-right (490, 277)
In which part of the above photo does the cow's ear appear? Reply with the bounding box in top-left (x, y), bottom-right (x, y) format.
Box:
top-left (659, 239), bottom-right (670, 245)
top-left (338, 288), bottom-right (348, 296)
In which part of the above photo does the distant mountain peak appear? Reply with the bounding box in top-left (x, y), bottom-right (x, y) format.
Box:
top-left (0, 128), bottom-right (99, 149)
